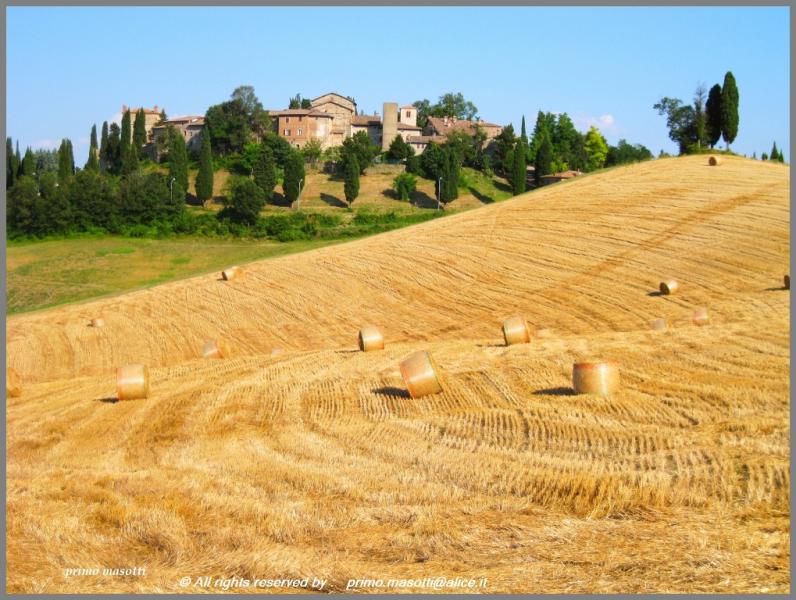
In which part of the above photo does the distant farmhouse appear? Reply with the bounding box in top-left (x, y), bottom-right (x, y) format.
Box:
top-left (137, 91), bottom-right (503, 157)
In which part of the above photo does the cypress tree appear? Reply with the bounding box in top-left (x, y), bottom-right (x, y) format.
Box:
top-left (534, 131), bottom-right (554, 186)
top-left (343, 153), bottom-right (360, 204)
top-left (167, 127), bottom-right (188, 202)
top-left (761, 152), bottom-right (769, 161)
top-left (770, 142), bottom-right (779, 162)
top-left (250, 142), bottom-right (275, 203)
top-left (99, 121), bottom-right (109, 167)
top-left (123, 141), bottom-right (139, 175)
top-left (21, 148), bottom-right (36, 177)
top-left (120, 110), bottom-right (132, 167)
top-left (195, 131), bottom-right (215, 202)
top-left (520, 115), bottom-right (527, 139)
top-left (86, 125), bottom-right (99, 171)
top-left (440, 145), bottom-right (459, 204)
top-left (58, 139), bottom-right (72, 181)
top-left (66, 139), bottom-right (75, 175)
top-left (705, 83), bottom-right (722, 148)
top-left (720, 71), bottom-right (739, 150)
top-left (6, 137), bottom-right (17, 188)
top-left (283, 150), bottom-right (306, 205)
top-left (107, 123), bottom-right (122, 174)
top-left (133, 108), bottom-right (147, 148)
top-left (512, 138), bottom-right (527, 195)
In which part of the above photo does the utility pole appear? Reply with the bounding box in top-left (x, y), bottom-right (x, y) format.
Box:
top-left (296, 178), bottom-right (303, 211)
top-left (169, 177), bottom-right (176, 202)
top-left (437, 176), bottom-right (443, 210)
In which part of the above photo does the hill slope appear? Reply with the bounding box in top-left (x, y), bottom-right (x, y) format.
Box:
top-left (6, 155), bottom-right (790, 593)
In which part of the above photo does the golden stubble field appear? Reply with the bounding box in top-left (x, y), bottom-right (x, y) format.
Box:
top-left (5, 155), bottom-right (790, 593)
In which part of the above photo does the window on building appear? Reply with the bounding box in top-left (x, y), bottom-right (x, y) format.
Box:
top-left (406, 111), bottom-right (411, 118)
top-left (284, 129), bottom-right (290, 136)
top-left (297, 128), bottom-right (302, 135)
top-left (286, 117), bottom-right (290, 123)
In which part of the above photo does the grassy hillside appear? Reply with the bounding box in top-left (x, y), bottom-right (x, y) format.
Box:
top-left (6, 155), bottom-right (789, 593)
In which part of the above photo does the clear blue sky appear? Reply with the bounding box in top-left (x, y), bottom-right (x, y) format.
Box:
top-left (6, 6), bottom-right (790, 163)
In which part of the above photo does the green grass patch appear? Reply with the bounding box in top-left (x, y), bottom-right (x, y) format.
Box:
top-left (95, 246), bottom-right (136, 257)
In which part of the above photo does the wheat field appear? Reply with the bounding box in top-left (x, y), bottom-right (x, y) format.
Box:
top-left (6, 155), bottom-right (790, 594)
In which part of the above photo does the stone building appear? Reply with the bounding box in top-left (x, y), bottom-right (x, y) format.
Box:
top-left (424, 116), bottom-right (503, 141)
top-left (122, 105), bottom-right (163, 142)
top-left (151, 116), bottom-right (205, 155)
top-left (271, 109), bottom-right (335, 149)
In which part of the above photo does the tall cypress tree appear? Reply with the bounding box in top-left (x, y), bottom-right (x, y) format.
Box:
top-left (512, 138), bottom-right (527, 195)
top-left (250, 142), bottom-right (275, 203)
top-left (167, 127), bottom-right (188, 202)
top-left (66, 139), bottom-right (75, 175)
top-left (770, 142), bottom-right (780, 162)
top-left (133, 108), bottom-right (147, 148)
top-left (720, 71), bottom-right (739, 150)
top-left (100, 121), bottom-right (109, 164)
top-left (195, 131), bottom-right (215, 202)
top-left (123, 141), bottom-right (139, 175)
top-left (86, 124), bottom-right (99, 171)
top-left (705, 83), bottom-right (722, 148)
top-left (6, 137), bottom-right (17, 188)
top-left (107, 123), bottom-right (122, 174)
top-left (58, 139), bottom-right (72, 181)
top-left (120, 109), bottom-right (132, 167)
top-left (21, 147), bottom-right (36, 177)
top-left (534, 131), bottom-right (554, 185)
top-left (343, 153), bottom-right (360, 205)
top-left (15, 142), bottom-right (22, 179)
top-left (283, 150), bottom-right (305, 205)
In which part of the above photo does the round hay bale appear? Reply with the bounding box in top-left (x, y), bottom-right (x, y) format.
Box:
top-left (116, 364), bottom-right (150, 401)
top-left (6, 368), bottom-right (22, 398)
top-left (502, 315), bottom-right (530, 346)
top-left (535, 327), bottom-right (553, 339)
top-left (659, 280), bottom-right (678, 295)
top-left (90, 318), bottom-right (105, 328)
top-left (572, 362), bottom-right (620, 396)
top-left (400, 350), bottom-right (443, 399)
top-left (785, 275), bottom-right (790, 290)
top-left (692, 307), bottom-right (710, 326)
top-left (222, 266), bottom-right (242, 281)
top-left (202, 339), bottom-right (228, 359)
top-left (271, 348), bottom-right (284, 357)
top-left (649, 318), bottom-right (668, 331)
top-left (358, 325), bottom-right (384, 352)
top-left (708, 155), bottom-right (721, 166)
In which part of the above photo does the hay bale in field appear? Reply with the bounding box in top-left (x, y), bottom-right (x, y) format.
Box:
top-left (358, 326), bottom-right (384, 352)
top-left (90, 318), bottom-right (105, 328)
top-left (785, 275), bottom-right (790, 290)
top-left (502, 315), bottom-right (531, 346)
top-left (222, 266), bottom-right (242, 281)
top-left (6, 368), bottom-right (22, 398)
top-left (692, 307), bottom-right (710, 326)
top-left (649, 318), bottom-right (668, 331)
top-left (708, 155), bottom-right (721, 166)
top-left (202, 339), bottom-right (228, 359)
top-left (400, 350), bottom-right (443, 399)
top-left (116, 364), bottom-right (150, 401)
top-left (659, 279), bottom-right (678, 295)
top-left (572, 362), bottom-right (620, 396)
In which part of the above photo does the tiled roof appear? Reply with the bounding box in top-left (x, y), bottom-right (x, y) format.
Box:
top-left (427, 116), bottom-right (502, 135)
top-left (351, 115), bottom-right (381, 126)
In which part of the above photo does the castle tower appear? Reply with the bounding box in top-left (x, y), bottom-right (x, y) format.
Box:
top-left (382, 102), bottom-right (398, 151)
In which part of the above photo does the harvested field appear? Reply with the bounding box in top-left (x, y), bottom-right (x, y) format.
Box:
top-left (5, 155), bottom-right (790, 593)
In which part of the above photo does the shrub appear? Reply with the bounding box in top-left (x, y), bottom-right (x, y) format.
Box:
top-left (393, 172), bottom-right (417, 201)
top-left (220, 176), bottom-right (264, 225)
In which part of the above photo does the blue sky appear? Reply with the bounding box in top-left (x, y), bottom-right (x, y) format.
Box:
top-left (6, 6), bottom-right (790, 163)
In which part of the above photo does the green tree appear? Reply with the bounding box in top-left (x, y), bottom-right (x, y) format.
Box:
top-left (341, 131), bottom-right (377, 174)
top-left (770, 142), bottom-right (780, 162)
top-left (412, 92), bottom-right (479, 129)
top-left (167, 127), bottom-right (189, 202)
top-left (343, 153), bottom-right (360, 204)
top-left (99, 121), bottom-right (109, 169)
top-left (283, 150), bottom-right (305, 205)
top-left (534, 131), bottom-right (554, 185)
top-left (442, 144), bottom-right (460, 205)
top-left (393, 172), bottom-right (417, 201)
top-left (85, 124), bottom-right (100, 171)
top-left (205, 98), bottom-right (251, 156)
top-left (693, 83), bottom-right (707, 149)
top-left (288, 93), bottom-right (311, 109)
top-left (606, 139), bottom-right (653, 166)
top-left (720, 71), bottom-right (739, 149)
top-left (421, 141), bottom-right (444, 180)
top-left (301, 138), bottom-right (323, 168)
top-left (38, 170), bottom-right (72, 234)
top-left (231, 85), bottom-right (270, 138)
top-left (195, 131), bottom-right (215, 203)
top-left (584, 126), bottom-right (608, 171)
top-left (66, 169), bottom-right (120, 231)
top-left (761, 152), bottom-right (769, 161)
top-left (6, 137), bottom-right (18, 188)
top-left (120, 109), bottom-right (132, 167)
top-left (120, 171), bottom-right (181, 224)
top-left (653, 97), bottom-right (699, 155)
top-left (220, 177), bottom-right (264, 225)
top-left (123, 141), bottom-right (140, 175)
top-left (387, 135), bottom-right (410, 161)
top-left (133, 108), bottom-right (147, 148)
top-left (512, 138), bottom-right (527, 195)
top-left (705, 83), bottom-right (722, 148)
top-left (58, 139), bottom-right (75, 181)
top-left (105, 123), bottom-right (122, 174)
top-left (251, 143), bottom-right (276, 202)
top-left (21, 148), bottom-right (36, 177)
top-left (493, 124), bottom-right (516, 176)
top-left (6, 176), bottom-right (42, 235)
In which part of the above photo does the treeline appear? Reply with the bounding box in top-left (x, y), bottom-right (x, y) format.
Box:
top-left (654, 71), bottom-right (739, 154)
